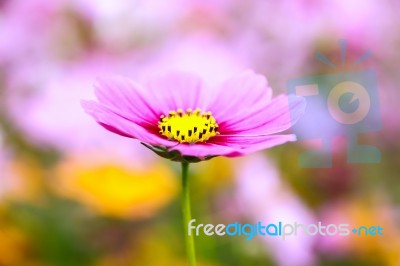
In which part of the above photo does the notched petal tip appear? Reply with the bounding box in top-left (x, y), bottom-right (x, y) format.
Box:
top-left (80, 100), bottom-right (97, 114)
top-left (150, 70), bottom-right (203, 81)
top-left (93, 75), bottom-right (145, 101)
top-left (287, 94), bottom-right (307, 125)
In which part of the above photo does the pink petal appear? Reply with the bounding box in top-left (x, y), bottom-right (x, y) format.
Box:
top-left (170, 134), bottom-right (296, 158)
top-left (220, 95), bottom-right (306, 135)
top-left (208, 70), bottom-right (273, 122)
top-left (145, 71), bottom-right (209, 112)
top-left (94, 76), bottom-right (160, 126)
top-left (215, 134), bottom-right (297, 157)
top-left (81, 100), bottom-right (176, 147)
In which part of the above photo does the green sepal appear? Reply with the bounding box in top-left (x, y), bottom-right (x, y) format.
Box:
top-left (141, 142), bottom-right (218, 163)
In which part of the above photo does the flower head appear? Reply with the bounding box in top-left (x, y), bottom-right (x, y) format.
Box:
top-left (82, 70), bottom-right (305, 162)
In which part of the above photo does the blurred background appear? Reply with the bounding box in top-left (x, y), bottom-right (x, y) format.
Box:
top-left (1, 0), bottom-right (400, 265)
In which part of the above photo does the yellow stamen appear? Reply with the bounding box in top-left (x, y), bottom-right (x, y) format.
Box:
top-left (158, 108), bottom-right (219, 143)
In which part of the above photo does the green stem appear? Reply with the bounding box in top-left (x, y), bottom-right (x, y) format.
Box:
top-left (181, 162), bottom-right (196, 266)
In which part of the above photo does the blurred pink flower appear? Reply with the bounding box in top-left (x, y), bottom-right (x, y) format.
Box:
top-left (142, 33), bottom-right (248, 84)
top-left (5, 56), bottom-right (127, 153)
top-left (82, 71), bottom-right (305, 161)
top-left (235, 154), bottom-right (316, 266)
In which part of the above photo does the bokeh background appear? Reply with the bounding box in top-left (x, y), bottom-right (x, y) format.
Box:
top-left (1, 0), bottom-right (400, 265)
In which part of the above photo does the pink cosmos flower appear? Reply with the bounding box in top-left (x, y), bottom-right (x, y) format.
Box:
top-left (82, 70), bottom-right (305, 162)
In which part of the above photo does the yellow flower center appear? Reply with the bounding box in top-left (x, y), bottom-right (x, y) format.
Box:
top-left (158, 108), bottom-right (219, 143)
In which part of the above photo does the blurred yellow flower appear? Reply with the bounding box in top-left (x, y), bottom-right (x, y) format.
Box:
top-left (0, 222), bottom-right (39, 266)
top-left (53, 153), bottom-right (178, 219)
top-left (345, 201), bottom-right (400, 266)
